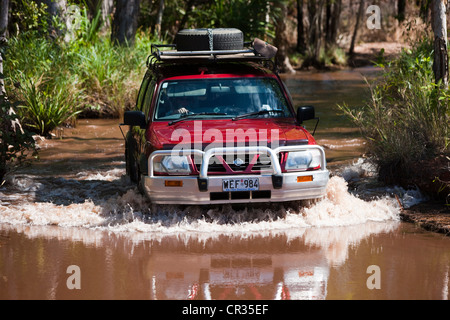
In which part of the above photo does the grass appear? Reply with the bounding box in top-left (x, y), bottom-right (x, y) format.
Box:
top-left (338, 38), bottom-right (449, 188)
top-left (16, 75), bottom-right (82, 136)
top-left (1, 4), bottom-right (156, 181)
top-left (3, 10), bottom-right (156, 135)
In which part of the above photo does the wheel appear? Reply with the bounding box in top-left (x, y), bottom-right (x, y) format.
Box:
top-left (126, 136), bottom-right (140, 184)
top-left (175, 28), bottom-right (244, 51)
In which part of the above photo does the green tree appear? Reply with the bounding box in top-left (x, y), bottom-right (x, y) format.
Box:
top-left (0, 0), bottom-right (36, 183)
top-left (0, 95), bottom-right (36, 184)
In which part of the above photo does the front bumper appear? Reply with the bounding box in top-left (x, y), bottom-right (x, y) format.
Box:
top-left (142, 146), bottom-right (329, 205)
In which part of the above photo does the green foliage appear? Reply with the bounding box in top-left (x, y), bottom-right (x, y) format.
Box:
top-left (0, 94), bottom-right (36, 184)
top-left (5, 31), bottom-right (61, 78)
top-left (140, 0), bottom-right (282, 41)
top-left (318, 46), bottom-right (348, 67)
top-left (4, 4), bottom-right (156, 125)
top-left (9, 0), bottom-right (49, 33)
top-left (5, 30), bottom-right (83, 136)
top-left (15, 75), bottom-right (82, 136)
top-left (199, 0), bottom-right (280, 40)
top-left (338, 38), bottom-right (449, 183)
top-left (3, 0), bottom-right (341, 136)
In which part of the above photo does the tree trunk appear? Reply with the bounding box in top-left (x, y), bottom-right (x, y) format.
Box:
top-left (349, 0), bottom-right (365, 56)
top-left (40, 0), bottom-right (67, 37)
top-left (0, 0), bottom-right (7, 39)
top-left (44, 0), bottom-right (67, 16)
top-left (85, 0), bottom-right (113, 29)
top-left (155, 0), bottom-right (164, 40)
top-left (326, 0), bottom-right (341, 47)
top-left (307, 0), bottom-right (317, 46)
top-left (297, 0), bottom-right (305, 53)
top-left (0, 0), bottom-right (8, 96)
top-left (312, 0), bottom-right (325, 65)
top-left (111, 0), bottom-right (140, 46)
top-left (431, 0), bottom-right (448, 88)
top-left (274, 1), bottom-right (295, 74)
top-left (177, 0), bottom-right (195, 33)
top-left (265, 1), bottom-right (270, 42)
top-left (0, 0), bottom-right (8, 181)
top-left (324, 0), bottom-right (331, 45)
top-left (100, 0), bottom-right (114, 28)
top-left (397, 0), bottom-right (406, 22)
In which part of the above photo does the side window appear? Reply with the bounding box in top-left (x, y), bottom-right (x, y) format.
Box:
top-left (136, 73), bottom-right (151, 112)
top-left (142, 79), bottom-right (156, 119)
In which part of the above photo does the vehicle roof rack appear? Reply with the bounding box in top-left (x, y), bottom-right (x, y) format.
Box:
top-left (147, 40), bottom-right (276, 67)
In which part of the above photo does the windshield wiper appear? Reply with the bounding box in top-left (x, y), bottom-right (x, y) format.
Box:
top-left (168, 112), bottom-right (227, 125)
top-left (232, 109), bottom-right (284, 121)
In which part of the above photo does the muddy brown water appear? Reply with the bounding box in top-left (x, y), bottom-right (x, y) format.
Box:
top-left (1, 67), bottom-right (449, 300)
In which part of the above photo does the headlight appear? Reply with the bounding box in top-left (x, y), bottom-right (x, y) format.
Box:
top-left (285, 150), bottom-right (321, 171)
top-left (154, 155), bottom-right (191, 175)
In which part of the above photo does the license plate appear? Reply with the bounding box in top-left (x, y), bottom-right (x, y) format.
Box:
top-left (222, 178), bottom-right (259, 192)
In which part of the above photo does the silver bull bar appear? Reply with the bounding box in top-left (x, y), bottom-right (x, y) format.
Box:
top-left (148, 145), bottom-right (327, 191)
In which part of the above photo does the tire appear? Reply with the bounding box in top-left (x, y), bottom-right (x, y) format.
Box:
top-left (175, 28), bottom-right (244, 51)
top-left (126, 136), bottom-right (140, 184)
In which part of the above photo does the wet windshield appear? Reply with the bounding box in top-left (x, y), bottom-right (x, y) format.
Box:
top-left (154, 78), bottom-right (292, 120)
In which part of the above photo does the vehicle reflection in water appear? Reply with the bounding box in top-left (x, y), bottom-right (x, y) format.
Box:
top-left (144, 222), bottom-right (403, 300)
top-left (1, 220), bottom-right (419, 300)
top-left (145, 235), bottom-right (332, 300)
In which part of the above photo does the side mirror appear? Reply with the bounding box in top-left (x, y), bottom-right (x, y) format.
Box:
top-left (296, 105), bottom-right (315, 124)
top-left (123, 111), bottom-right (146, 129)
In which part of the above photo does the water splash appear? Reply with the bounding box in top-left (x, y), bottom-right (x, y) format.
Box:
top-left (301, 176), bottom-right (399, 227)
top-left (0, 165), bottom-right (402, 237)
top-left (334, 157), bottom-right (428, 208)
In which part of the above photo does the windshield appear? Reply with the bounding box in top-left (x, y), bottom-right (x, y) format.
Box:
top-left (154, 78), bottom-right (292, 121)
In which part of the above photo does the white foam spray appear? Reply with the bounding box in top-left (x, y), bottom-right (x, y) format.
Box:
top-left (0, 165), bottom-right (402, 238)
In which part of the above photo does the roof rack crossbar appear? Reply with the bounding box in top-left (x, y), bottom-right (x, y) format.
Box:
top-left (158, 49), bottom-right (254, 56)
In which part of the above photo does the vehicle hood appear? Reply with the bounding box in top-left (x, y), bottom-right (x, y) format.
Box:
top-left (148, 119), bottom-right (313, 150)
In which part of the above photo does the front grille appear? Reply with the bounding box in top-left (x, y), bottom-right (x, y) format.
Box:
top-left (194, 153), bottom-right (281, 174)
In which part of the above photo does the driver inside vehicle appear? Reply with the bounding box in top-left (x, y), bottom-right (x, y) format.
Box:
top-left (171, 96), bottom-right (191, 115)
top-left (159, 94), bottom-right (191, 117)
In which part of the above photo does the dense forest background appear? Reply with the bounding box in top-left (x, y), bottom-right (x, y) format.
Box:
top-left (0, 0), bottom-right (449, 195)
top-left (2, 0), bottom-right (449, 71)
top-left (1, 0), bottom-right (446, 119)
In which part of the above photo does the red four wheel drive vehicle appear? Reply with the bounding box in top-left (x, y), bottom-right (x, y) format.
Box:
top-left (122, 28), bottom-right (329, 205)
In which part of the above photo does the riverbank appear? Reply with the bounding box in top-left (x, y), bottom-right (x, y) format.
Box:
top-left (345, 42), bottom-right (450, 236)
top-left (347, 41), bottom-right (409, 68)
top-left (400, 201), bottom-right (450, 236)
top-left (399, 155), bottom-right (449, 236)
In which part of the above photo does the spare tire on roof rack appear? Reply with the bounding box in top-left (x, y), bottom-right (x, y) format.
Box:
top-left (175, 28), bottom-right (244, 51)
